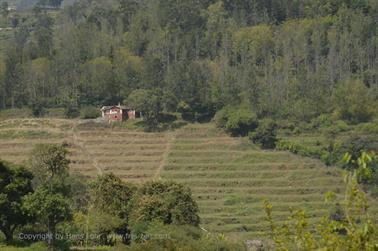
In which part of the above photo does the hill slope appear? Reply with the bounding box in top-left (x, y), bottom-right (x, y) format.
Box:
top-left (0, 118), bottom-right (376, 239)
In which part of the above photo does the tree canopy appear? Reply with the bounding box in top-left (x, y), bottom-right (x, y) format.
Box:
top-left (0, 0), bottom-right (376, 124)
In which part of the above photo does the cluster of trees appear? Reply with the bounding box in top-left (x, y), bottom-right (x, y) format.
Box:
top-left (2, 144), bottom-right (235, 250)
top-left (214, 106), bottom-right (278, 149)
top-left (0, 0), bottom-right (377, 124)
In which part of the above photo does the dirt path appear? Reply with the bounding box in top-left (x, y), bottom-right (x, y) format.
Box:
top-left (71, 122), bottom-right (103, 175)
top-left (154, 132), bottom-right (175, 179)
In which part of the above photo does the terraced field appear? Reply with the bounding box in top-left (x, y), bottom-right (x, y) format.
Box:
top-left (161, 124), bottom-right (349, 239)
top-left (0, 118), bottom-right (376, 240)
top-left (0, 119), bottom-right (169, 181)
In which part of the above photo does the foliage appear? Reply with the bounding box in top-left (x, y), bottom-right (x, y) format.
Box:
top-left (332, 79), bottom-right (376, 124)
top-left (30, 99), bottom-right (47, 118)
top-left (25, 144), bottom-right (72, 249)
top-left (90, 174), bottom-right (135, 217)
top-left (73, 209), bottom-right (123, 246)
top-left (213, 106), bottom-right (232, 129)
top-left (276, 140), bottom-right (325, 159)
top-left (0, 242), bottom-right (48, 251)
top-left (264, 170), bottom-right (378, 250)
top-left (29, 144), bottom-right (70, 186)
top-left (129, 181), bottom-right (200, 227)
top-left (80, 106), bottom-right (100, 119)
top-left (23, 186), bottom-right (72, 237)
top-left (214, 106), bottom-right (258, 136)
top-left (0, 0), bottom-right (376, 125)
top-left (126, 89), bottom-right (162, 130)
top-left (0, 161), bottom-right (34, 242)
top-left (64, 103), bottom-right (80, 119)
top-left (89, 173), bottom-right (135, 244)
top-left (249, 119), bottom-right (278, 149)
top-left (121, 223), bottom-right (246, 251)
top-left (342, 151), bottom-right (378, 186)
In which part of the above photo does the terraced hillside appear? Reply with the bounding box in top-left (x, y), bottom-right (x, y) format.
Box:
top-left (161, 124), bottom-right (348, 239)
top-left (0, 118), bottom-right (376, 239)
top-left (0, 119), bottom-right (169, 181)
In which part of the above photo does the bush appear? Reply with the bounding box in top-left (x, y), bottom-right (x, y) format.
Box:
top-left (129, 181), bottom-right (200, 227)
top-left (321, 120), bottom-right (350, 136)
top-left (309, 114), bottom-right (334, 129)
top-left (332, 79), bottom-right (375, 123)
top-left (80, 106), bottom-right (100, 119)
top-left (177, 101), bottom-right (193, 121)
top-left (226, 109), bottom-right (258, 136)
top-left (29, 242), bottom-right (49, 251)
top-left (31, 101), bottom-right (47, 118)
top-left (354, 121), bottom-right (378, 134)
top-left (120, 223), bottom-right (246, 251)
top-left (338, 136), bottom-right (373, 161)
top-left (178, 101), bottom-right (216, 123)
top-left (214, 106), bottom-right (258, 136)
top-left (214, 106), bottom-right (232, 129)
top-left (64, 104), bottom-right (80, 118)
top-left (249, 119), bottom-right (278, 149)
top-left (276, 140), bottom-right (324, 158)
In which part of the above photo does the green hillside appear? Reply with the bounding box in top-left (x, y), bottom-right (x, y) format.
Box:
top-left (1, 118), bottom-right (375, 241)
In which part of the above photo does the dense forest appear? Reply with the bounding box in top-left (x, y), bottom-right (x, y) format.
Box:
top-left (0, 0), bottom-right (377, 123)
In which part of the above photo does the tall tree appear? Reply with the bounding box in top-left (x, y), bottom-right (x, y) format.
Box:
top-left (0, 161), bottom-right (34, 243)
top-left (25, 144), bottom-right (72, 248)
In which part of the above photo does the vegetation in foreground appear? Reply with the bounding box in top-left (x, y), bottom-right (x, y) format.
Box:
top-left (0, 143), bottom-right (246, 250)
top-left (1, 143), bottom-right (377, 250)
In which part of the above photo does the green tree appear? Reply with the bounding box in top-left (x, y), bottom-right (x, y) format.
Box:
top-left (29, 144), bottom-right (70, 186)
top-left (249, 119), bottom-right (278, 149)
top-left (126, 89), bottom-right (162, 130)
top-left (129, 181), bottom-right (200, 227)
top-left (0, 161), bottom-right (34, 243)
top-left (23, 187), bottom-right (72, 247)
top-left (89, 173), bottom-right (136, 244)
top-left (332, 79), bottom-right (375, 124)
top-left (25, 144), bottom-right (72, 248)
top-left (32, 12), bottom-right (54, 58)
top-left (80, 57), bottom-right (114, 105)
top-left (215, 106), bottom-right (259, 136)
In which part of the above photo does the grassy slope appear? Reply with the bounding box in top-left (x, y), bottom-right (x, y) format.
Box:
top-left (0, 118), bottom-right (377, 240)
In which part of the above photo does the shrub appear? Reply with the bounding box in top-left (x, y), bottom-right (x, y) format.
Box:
top-left (31, 101), bottom-right (47, 118)
top-left (264, 173), bottom-right (378, 250)
top-left (310, 114), bottom-right (334, 129)
top-left (338, 136), bottom-right (372, 161)
top-left (64, 104), bottom-right (80, 118)
top-left (332, 79), bottom-right (375, 123)
top-left (249, 119), bottom-right (278, 149)
top-left (226, 109), bottom-right (258, 136)
top-left (354, 121), bottom-right (378, 134)
top-left (80, 106), bottom-right (100, 119)
top-left (214, 106), bottom-right (232, 129)
top-left (215, 106), bottom-right (258, 136)
top-left (178, 101), bottom-right (215, 123)
top-left (321, 120), bottom-right (350, 136)
top-left (276, 140), bottom-right (324, 158)
top-left (129, 181), bottom-right (200, 227)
